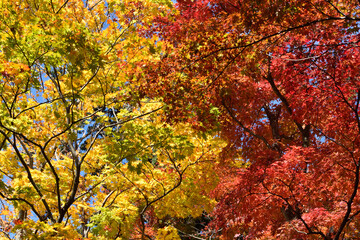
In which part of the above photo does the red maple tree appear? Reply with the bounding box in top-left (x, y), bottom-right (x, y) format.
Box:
top-left (141, 0), bottom-right (360, 239)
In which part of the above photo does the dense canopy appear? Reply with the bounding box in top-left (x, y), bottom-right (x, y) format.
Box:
top-left (1, 0), bottom-right (360, 239)
top-left (142, 0), bottom-right (360, 239)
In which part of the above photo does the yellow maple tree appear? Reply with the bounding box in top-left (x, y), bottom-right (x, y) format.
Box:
top-left (0, 0), bottom-right (224, 239)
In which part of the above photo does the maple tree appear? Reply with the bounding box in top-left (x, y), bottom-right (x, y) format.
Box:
top-left (0, 0), bottom-right (225, 239)
top-left (142, 0), bottom-right (360, 239)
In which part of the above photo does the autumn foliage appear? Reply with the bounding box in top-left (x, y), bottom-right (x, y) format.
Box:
top-left (2, 0), bottom-right (360, 239)
top-left (0, 0), bottom-right (221, 239)
top-left (141, 0), bottom-right (360, 239)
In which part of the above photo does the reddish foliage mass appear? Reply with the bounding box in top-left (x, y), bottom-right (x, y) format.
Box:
top-left (142, 0), bottom-right (360, 239)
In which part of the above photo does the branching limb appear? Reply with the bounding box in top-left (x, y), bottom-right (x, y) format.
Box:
top-left (0, 130), bottom-right (55, 223)
top-left (222, 99), bottom-right (273, 150)
top-left (334, 158), bottom-right (360, 240)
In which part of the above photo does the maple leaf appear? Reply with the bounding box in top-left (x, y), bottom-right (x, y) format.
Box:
top-left (142, 0), bottom-right (360, 239)
top-left (0, 0), bottom-right (222, 239)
